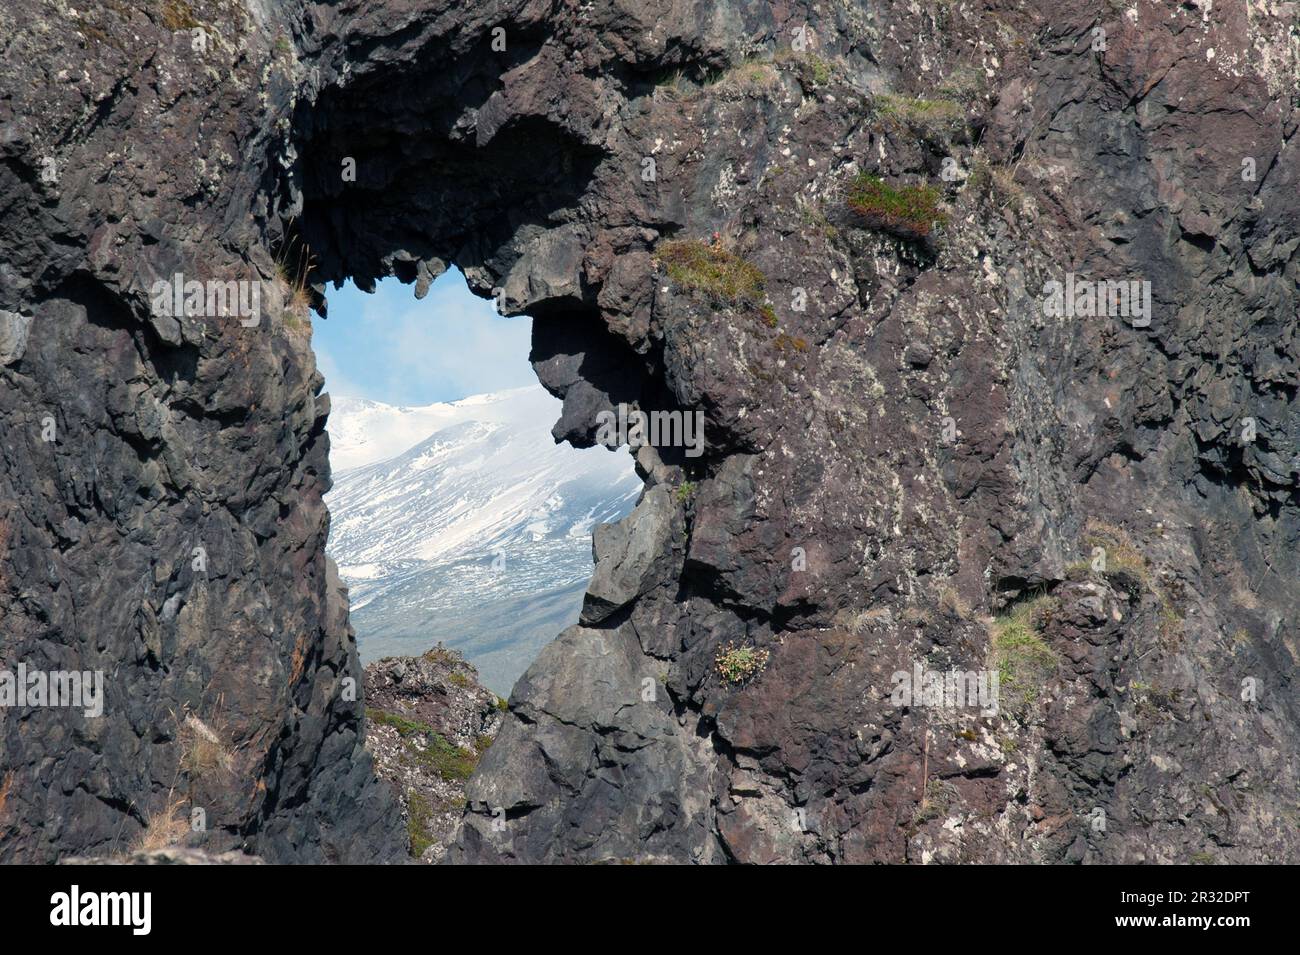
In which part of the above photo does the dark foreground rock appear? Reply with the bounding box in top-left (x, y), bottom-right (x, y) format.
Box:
top-left (1, 0), bottom-right (1298, 864)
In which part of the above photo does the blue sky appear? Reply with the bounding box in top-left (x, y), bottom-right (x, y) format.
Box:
top-left (312, 268), bottom-right (537, 406)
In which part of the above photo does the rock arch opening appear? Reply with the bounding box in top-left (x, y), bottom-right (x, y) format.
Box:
top-left (314, 270), bottom-right (641, 696)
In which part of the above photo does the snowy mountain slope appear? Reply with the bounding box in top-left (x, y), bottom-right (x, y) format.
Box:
top-left (325, 385), bottom-right (641, 694)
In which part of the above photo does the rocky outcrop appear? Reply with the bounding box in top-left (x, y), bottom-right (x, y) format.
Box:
top-left (364, 648), bottom-right (503, 862)
top-left (1, 0), bottom-right (1297, 864)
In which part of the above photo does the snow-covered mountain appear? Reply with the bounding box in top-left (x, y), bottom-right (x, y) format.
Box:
top-left (325, 385), bottom-right (641, 695)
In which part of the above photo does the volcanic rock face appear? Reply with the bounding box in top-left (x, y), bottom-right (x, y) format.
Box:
top-left (1, 0), bottom-right (1298, 864)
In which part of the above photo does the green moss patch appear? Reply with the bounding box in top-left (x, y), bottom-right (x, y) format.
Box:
top-left (368, 707), bottom-right (481, 781)
top-left (875, 94), bottom-right (965, 140)
top-left (989, 596), bottom-right (1059, 719)
top-left (407, 791), bottom-right (435, 858)
top-left (657, 239), bottom-right (767, 310)
top-left (846, 174), bottom-right (947, 241)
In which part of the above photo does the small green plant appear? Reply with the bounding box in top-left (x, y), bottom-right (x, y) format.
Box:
top-left (495, 696), bottom-right (509, 711)
top-left (407, 791), bottom-right (435, 858)
top-left (1157, 595), bottom-right (1183, 645)
top-left (367, 707), bottom-right (481, 780)
top-left (936, 66), bottom-right (986, 103)
top-left (656, 239), bottom-right (767, 311)
top-left (967, 157), bottom-right (1026, 212)
top-left (773, 49), bottom-right (834, 87)
top-left (807, 54), bottom-right (832, 86)
top-left (412, 734), bottom-right (480, 781)
top-left (367, 708), bottom-right (435, 738)
top-left (715, 59), bottom-right (781, 95)
top-left (912, 778), bottom-right (953, 825)
top-left (989, 595), bottom-right (1059, 718)
top-left (1081, 519), bottom-right (1150, 585)
top-left (675, 480), bottom-right (698, 504)
top-left (1189, 850), bottom-right (1218, 865)
top-left (714, 642), bottom-right (771, 684)
top-left (846, 174), bottom-right (947, 241)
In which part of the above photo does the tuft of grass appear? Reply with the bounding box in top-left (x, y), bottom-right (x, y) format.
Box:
top-left (967, 157), bottom-right (1026, 212)
top-left (989, 596), bottom-right (1059, 718)
top-left (675, 480), bottom-right (698, 504)
top-left (273, 223), bottom-right (316, 322)
top-left (936, 66), bottom-right (986, 103)
top-left (1081, 519), bottom-right (1150, 585)
top-left (846, 174), bottom-right (947, 241)
top-left (938, 584), bottom-right (970, 617)
top-left (410, 734), bottom-right (480, 781)
top-left (656, 239), bottom-right (767, 311)
top-left (179, 713), bottom-right (233, 779)
top-left (834, 606), bottom-right (893, 635)
top-left (714, 642), bottom-right (771, 684)
top-left (159, 0), bottom-right (200, 30)
top-left (716, 59), bottom-right (781, 95)
top-left (1157, 594), bottom-right (1183, 646)
top-left (875, 94), bottom-right (965, 139)
top-left (367, 707), bottom-right (436, 738)
top-left (131, 794), bottom-right (189, 854)
top-left (422, 644), bottom-right (458, 666)
top-left (407, 791), bottom-right (435, 858)
top-left (773, 49), bottom-right (835, 87)
top-left (912, 778), bottom-right (953, 825)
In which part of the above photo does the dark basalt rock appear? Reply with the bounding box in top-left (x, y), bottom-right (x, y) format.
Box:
top-left (0, 0), bottom-right (1297, 864)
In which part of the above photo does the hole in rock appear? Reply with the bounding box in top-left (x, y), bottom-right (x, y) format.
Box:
top-left (314, 269), bottom-right (640, 696)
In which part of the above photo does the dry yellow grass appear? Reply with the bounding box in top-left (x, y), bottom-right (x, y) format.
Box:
top-left (130, 794), bottom-right (189, 854)
top-left (180, 713), bottom-right (233, 778)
